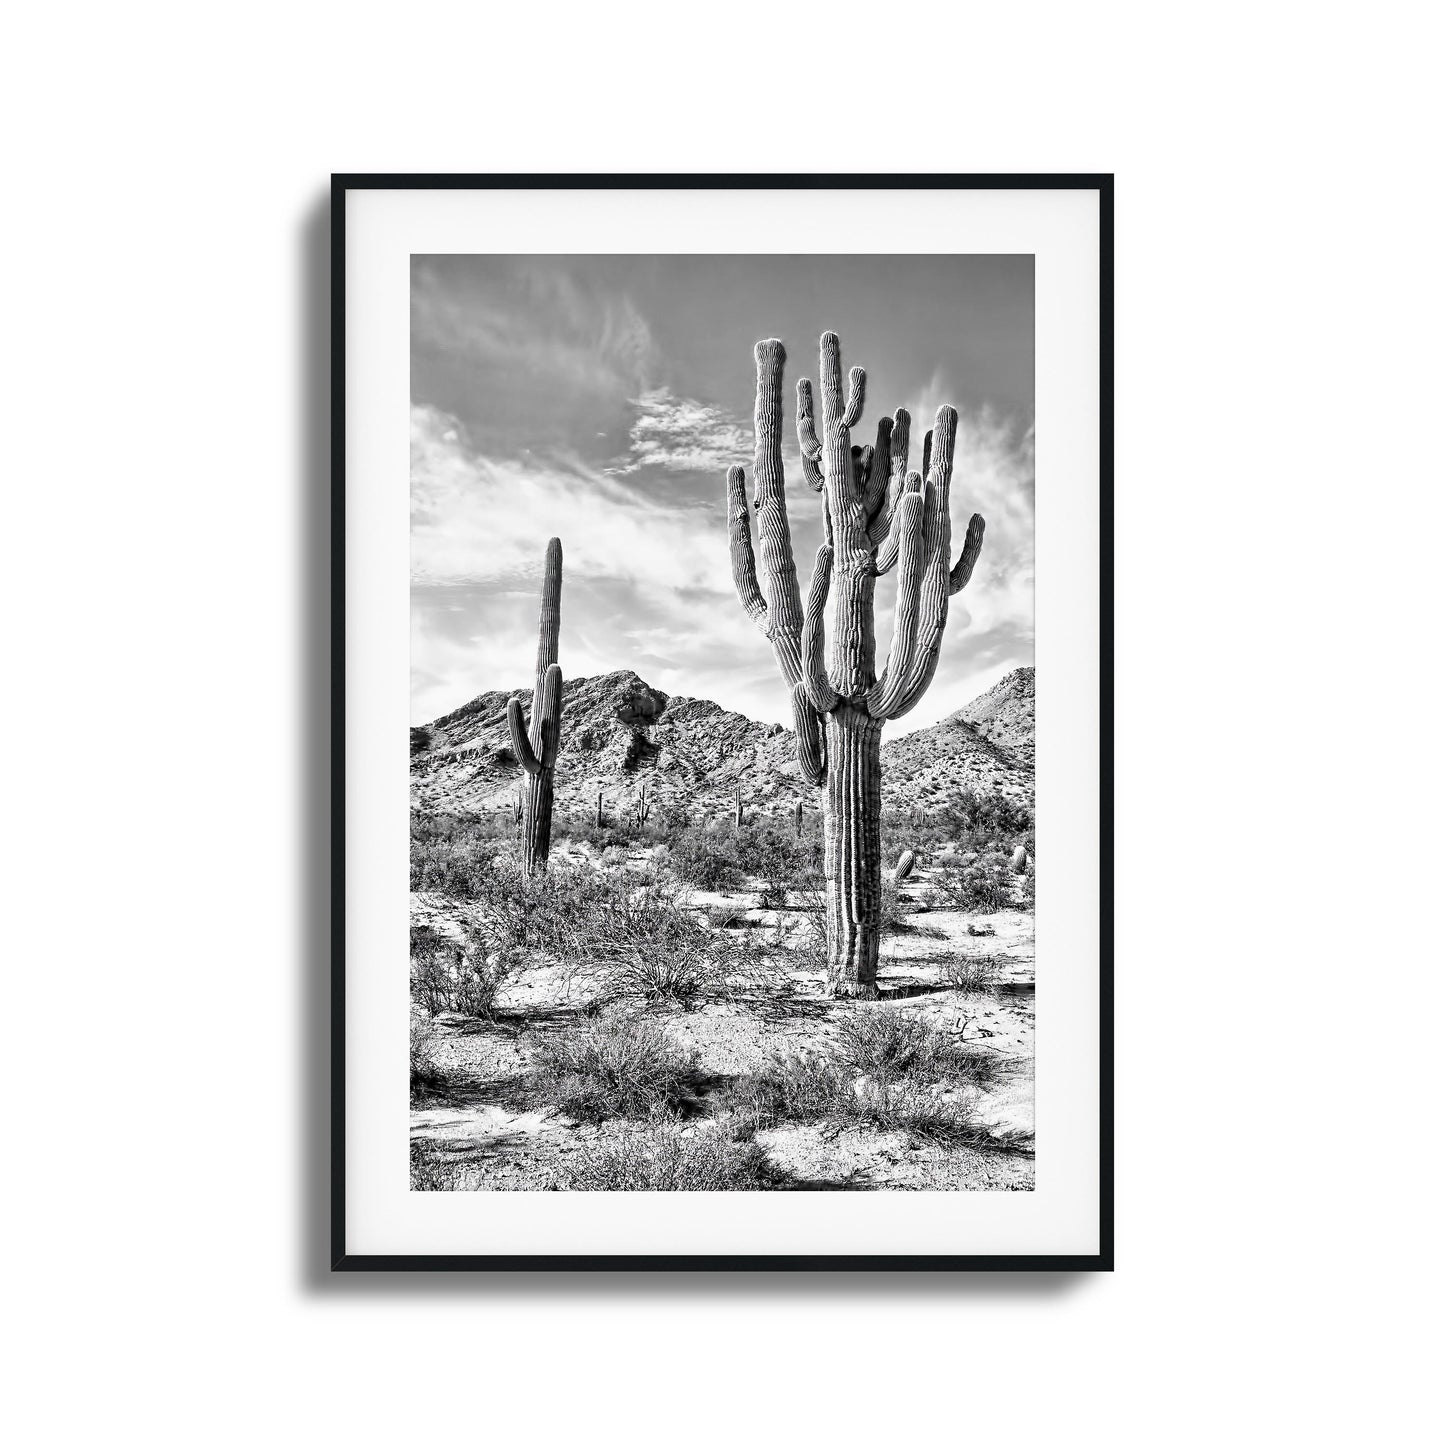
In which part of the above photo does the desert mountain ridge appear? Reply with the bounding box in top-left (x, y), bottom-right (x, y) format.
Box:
top-left (411, 667), bottom-right (1034, 821)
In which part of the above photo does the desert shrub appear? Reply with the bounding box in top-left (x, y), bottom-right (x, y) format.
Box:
top-left (409, 1016), bottom-right (447, 1099)
top-left (555, 813), bottom-right (614, 851)
top-left (409, 921), bottom-right (521, 1018)
top-left (574, 870), bottom-right (764, 1004)
top-left (553, 1118), bottom-right (784, 1191)
top-left (879, 873), bottom-right (905, 932)
top-left (470, 860), bottom-right (616, 955)
top-left (719, 1013), bottom-right (1018, 1151)
top-left (721, 1051), bottom-right (855, 1132)
top-left (409, 810), bottom-right (516, 896)
top-left (746, 822), bottom-right (817, 907)
top-left (934, 849), bottom-right (1013, 913)
top-left (851, 1080), bottom-right (1032, 1151)
top-left (601, 843), bottom-right (628, 867)
top-left (529, 1014), bottom-right (699, 1123)
top-left (707, 901), bottom-right (747, 929)
top-left (665, 823), bottom-right (746, 889)
top-left (923, 789), bottom-right (1035, 861)
top-left (940, 953), bottom-right (1005, 994)
top-left (835, 1010), bottom-right (938, 1079)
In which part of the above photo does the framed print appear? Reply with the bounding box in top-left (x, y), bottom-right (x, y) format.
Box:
top-left (333, 174), bottom-right (1112, 1270)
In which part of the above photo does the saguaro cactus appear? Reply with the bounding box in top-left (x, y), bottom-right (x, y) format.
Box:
top-left (506, 538), bottom-right (564, 875)
top-left (727, 335), bottom-right (985, 996)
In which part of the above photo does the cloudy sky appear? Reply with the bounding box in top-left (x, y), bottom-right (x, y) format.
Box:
top-left (411, 254), bottom-right (1034, 735)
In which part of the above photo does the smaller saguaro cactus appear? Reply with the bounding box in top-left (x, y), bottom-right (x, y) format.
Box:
top-left (506, 539), bottom-right (564, 876)
top-left (734, 783), bottom-right (746, 829)
top-left (1009, 844), bottom-right (1029, 874)
top-left (633, 783), bottom-right (651, 831)
top-left (596, 788), bottom-right (605, 829)
top-left (794, 798), bottom-right (804, 838)
top-left (893, 849), bottom-right (916, 884)
top-left (511, 788), bottom-right (523, 834)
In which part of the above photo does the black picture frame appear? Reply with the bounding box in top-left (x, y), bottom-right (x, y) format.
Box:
top-left (332, 173), bottom-right (1113, 1272)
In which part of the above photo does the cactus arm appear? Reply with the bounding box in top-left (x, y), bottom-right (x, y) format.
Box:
top-left (841, 366), bottom-right (867, 429)
top-left (872, 467), bottom-right (922, 577)
top-left (791, 684), bottom-right (827, 786)
top-left (726, 342), bottom-right (804, 688)
top-left (948, 513), bottom-right (987, 595)
top-left (819, 333), bottom-right (867, 547)
top-left (796, 379), bottom-right (825, 492)
top-left (860, 415), bottom-right (892, 521)
top-left (507, 696), bottom-right (541, 775)
top-left (868, 407), bottom-right (911, 545)
top-left (867, 484), bottom-right (926, 718)
top-left (538, 663), bottom-right (563, 768)
top-left (726, 465), bottom-right (769, 634)
top-left (801, 544), bottom-right (840, 714)
top-left (750, 340), bottom-right (804, 651)
top-left (891, 406), bottom-right (964, 718)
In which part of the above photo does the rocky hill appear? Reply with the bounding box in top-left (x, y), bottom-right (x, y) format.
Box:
top-left (952, 665), bottom-right (1034, 766)
top-left (410, 667), bottom-right (1034, 823)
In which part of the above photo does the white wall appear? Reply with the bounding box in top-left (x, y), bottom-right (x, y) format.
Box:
top-left (3, 4), bottom-right (1437, 1441)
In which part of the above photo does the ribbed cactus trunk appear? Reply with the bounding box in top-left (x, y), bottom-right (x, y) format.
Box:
top-left (507, 539), bottom-right (564, 877)
top-left (727, 335), bottom-right (987, 997)
top-left (823, 706), bottom-right (884, 986)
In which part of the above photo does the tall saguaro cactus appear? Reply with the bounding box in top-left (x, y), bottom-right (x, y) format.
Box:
top-left (728, 336), bottom-right (985, 996)
top-left (506, 538), bottom-right (564, 876)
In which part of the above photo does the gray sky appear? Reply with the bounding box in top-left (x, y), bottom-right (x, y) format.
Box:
top-left (411, 254), bottom-right (1034, 734)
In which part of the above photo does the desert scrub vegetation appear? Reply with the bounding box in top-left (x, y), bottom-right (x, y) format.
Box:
top-left (933, 848), bottom-right (1015, 913)
top-left (663, 821), bottom-right (748, 889)
top-left (410, 920), bottom-right (522, 1019)
top-left (553, 1117), bottom-right (786, 1191)
top-left (939, 952), bottom-right (1006, 994)
top-left (528, 1013), bottom-right (701, 1123)
top-left (410, 810), bottom-right (515, 897)
top-left (718, 1012), bottom-right (1028, 1154)
top-left (409, 1015), bottom-right (448, 1101)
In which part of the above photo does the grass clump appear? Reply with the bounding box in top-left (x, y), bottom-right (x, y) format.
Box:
top-left (553, 1118), bottom-right (786, 1191)
top-left (530, 1013), bottom-right (699, 1123)
top-left (718, 1011), bottom-right (1025, 1153)
top-left (940, 953), bottom-right (1006, 994)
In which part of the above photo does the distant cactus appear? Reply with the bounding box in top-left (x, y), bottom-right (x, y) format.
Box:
top-left (511, 788), bottom-right (523, 833)
top-left (1009, 844), bottom-right (1029, 874)
top-left (633, 782), bottom-right (651, 830)
top-left (893, 848), bottom-right (915, 883)
top-left (506, 539), bottom-right (564, 875)
top-left (794, 798), bottom-right (804, 838)
top-left (727, 335), bottom-right (986, 996)
top-left (734, 782), bottom-right (745, 829)
top-left (596, 788), bottom-right (605, 829)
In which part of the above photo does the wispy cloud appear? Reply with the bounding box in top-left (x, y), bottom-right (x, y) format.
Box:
top-left (604, 388), bottom-right (754, 476)
top-left (411, 259), bottom-right (658, 398)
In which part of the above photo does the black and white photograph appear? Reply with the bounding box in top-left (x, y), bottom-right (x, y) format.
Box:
top-left (407, 254), bottom-right (1040, 1193)
top-left (12, 6), bottom-right (1442, 1438)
